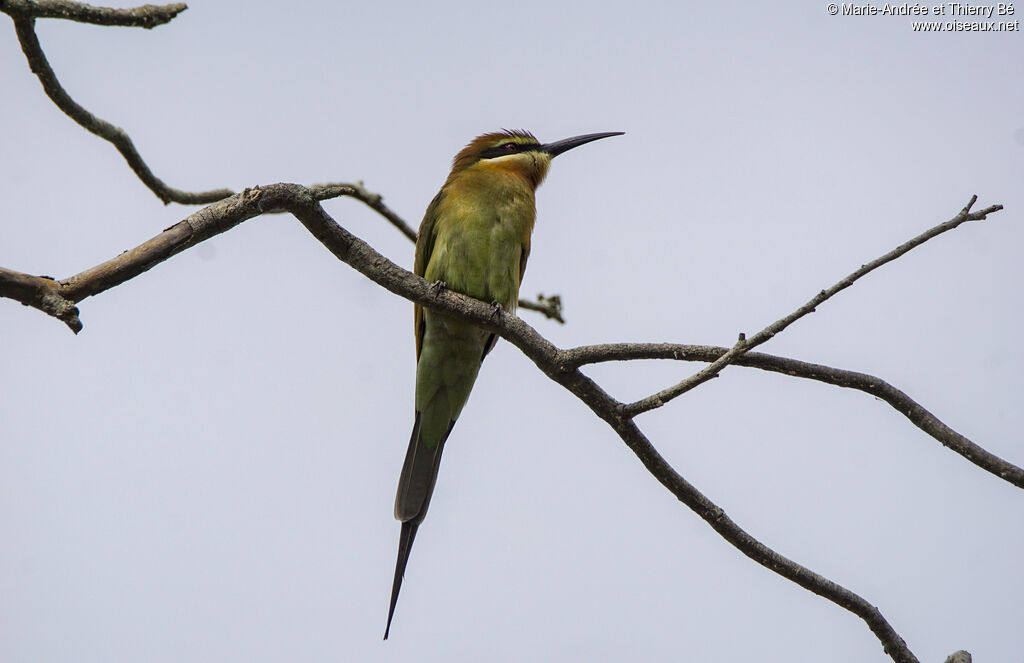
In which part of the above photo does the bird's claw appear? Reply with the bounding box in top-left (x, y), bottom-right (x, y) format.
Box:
top-left (489, 301), bottom-right (503, 321)
top-left (430, 280), bottom-right (447, 298)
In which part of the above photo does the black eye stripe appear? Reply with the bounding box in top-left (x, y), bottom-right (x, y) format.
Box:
top-left (479, 142), bottom-right (540, 160)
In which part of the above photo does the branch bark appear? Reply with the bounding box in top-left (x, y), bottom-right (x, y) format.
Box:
top-left (0, 266), bottom-right (81, 332)
top-left (1, 0), bottom-right (186, 27)
top-left (2, 1), bottom-right (231, 204)
top-left (0, 181), bottom-right (565, 328)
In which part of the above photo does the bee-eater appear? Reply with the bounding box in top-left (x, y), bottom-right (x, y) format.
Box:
top-left (384, 129), bottom-right (623, 639)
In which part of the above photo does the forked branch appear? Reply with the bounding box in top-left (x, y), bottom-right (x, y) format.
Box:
top-left (562, 343), bottom-right (1024, 489)
top-left (2, 0), bottom-right (230, 204)
top-left (623, 196), bottom-right (1002, 417)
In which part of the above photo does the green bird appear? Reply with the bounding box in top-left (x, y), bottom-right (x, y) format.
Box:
top-left (384, 129), bottom-right (623, 639)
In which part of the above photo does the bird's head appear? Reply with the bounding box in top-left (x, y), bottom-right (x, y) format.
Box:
top-left (448, 129), bottom-right (623, 189)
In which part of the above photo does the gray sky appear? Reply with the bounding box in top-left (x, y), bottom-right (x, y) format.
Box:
top-left (2, 2), bottom-right (1022, 661)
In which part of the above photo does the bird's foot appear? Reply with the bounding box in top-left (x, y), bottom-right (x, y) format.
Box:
top-left (430, 280), bottom-right (447, 298)
top-left (489, 301), bottom-right (504, 321)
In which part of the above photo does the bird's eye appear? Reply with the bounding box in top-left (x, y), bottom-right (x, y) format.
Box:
top-left (503, 142), bottom-right (518, 152)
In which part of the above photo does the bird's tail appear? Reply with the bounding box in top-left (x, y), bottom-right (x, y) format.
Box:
top-left (384, 520), bottom-right (418, 640)
top-left (384, 413), bottom-right (455, 639)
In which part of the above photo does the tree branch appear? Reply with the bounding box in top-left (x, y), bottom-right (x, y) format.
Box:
top-left (515, 292), bottom-right (564, 323)
top-left (319, 180), bottom-right (418, 242)
top-left (283, 192), bottom-right (922, 663)
top-left (1, 0), bottom-right (187, 27)
top-left (2, 2), bottom-right (231, 204)
top-left (562, 342), bottom-right (1024, 490)
top-left (1, 181), bottom-right (1008, 662)
top-left (0, 266), bottom-right (81, 332)
top-left (623, 196), bottom-right (1003, 417)
top-left (0, 181), bottom-right (563, 328)
top-left (0, 185), bottom-right (356, 332)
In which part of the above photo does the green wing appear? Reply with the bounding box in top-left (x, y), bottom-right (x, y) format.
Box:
top-left (413, 190), bottom-right (445, 360)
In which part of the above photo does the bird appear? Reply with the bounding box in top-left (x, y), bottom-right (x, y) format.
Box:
top-left (384, 129), bottom-right (623, 639)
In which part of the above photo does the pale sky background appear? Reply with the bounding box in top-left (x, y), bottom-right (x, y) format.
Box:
top-left (2, 2), bottom-right (1022, 662)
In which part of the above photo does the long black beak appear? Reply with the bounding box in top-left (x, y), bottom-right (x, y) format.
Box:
top-left (541, 131), bottom-right (624, 157)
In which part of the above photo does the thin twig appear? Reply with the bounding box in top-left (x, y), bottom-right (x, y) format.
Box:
top-left (623, 196), bottom-right (1003, 417)
top-left (4, 6), bottom-right (232, 204)
top-left (2, 0), bottom-right (186, 27)
top-left (561, 342), bottom-right (1024, 490)
top-left (516, 293), bottom-right (564, 323)
top-left (320, 181), bottom-right (418, 242)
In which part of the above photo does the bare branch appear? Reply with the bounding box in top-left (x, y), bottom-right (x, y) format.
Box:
top-left (284, 196), bottom-right (921, 663)
top-left (0, 184), bottom-right (345, 326)
top-left (3, 6), bottom-right (231, 204)
top-left (1, 0), bottom-right (187, 27)
top-left (562, 342), bottom-right (1024, 490)
top-left (0, 266), bottom-right (81, 332)
top-left (0, 182), bottom-right (566, 327)
top-left (3, 185), bottom-right (1007, 661)
top-left (516, 292), bottom-right (564, 323)
top-left (624, 196), bottom-right (1004, 417)
top-left (65, 185), bottom-right (364, 305)
top-left (316, 181), bottom-right (418, 242)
